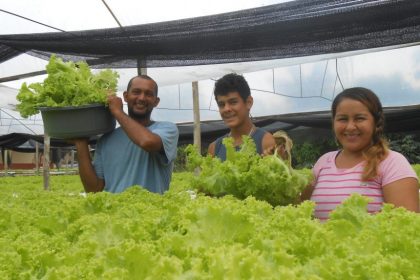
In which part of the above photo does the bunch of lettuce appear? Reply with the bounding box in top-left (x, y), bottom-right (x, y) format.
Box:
top-left (16, 55), bottom-right (119, 117)
top-left (185, 136), bottom-right (312, 206)
top-left (1, 174), bottom-right (420, 279)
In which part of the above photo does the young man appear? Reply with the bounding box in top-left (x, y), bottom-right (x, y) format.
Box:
top-left (208, 73), bottom-right (276, 160)
top-left (74, 75), bottom-right (179, 194)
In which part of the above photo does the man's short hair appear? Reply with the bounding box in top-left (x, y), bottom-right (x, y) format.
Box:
top-left (214, 73), bottom-right (251, 102)
top-left (127, 75), bottom-right (158, 96)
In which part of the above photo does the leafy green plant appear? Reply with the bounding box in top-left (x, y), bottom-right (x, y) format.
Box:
top-left (173, 144), bottom-right (189, 172)
top-left (412, 164), bottom-right (420, 179)
top-left (184, 136), bottom-right (311, 206)
top-left (0, 175), bottom-right (420, 278)
top-left (16, 55), bottom-right (119, 117)
top-left (292, 139), bottom-right (337, 168)
top-left (387, 134), bottom-right (420, 164)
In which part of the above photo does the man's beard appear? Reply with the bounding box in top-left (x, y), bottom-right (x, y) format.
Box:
top-left (128, 107), bottom-right (152, 122)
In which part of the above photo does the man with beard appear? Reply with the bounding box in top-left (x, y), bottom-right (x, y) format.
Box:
top-left (74, 75), bottom-right (179, 194)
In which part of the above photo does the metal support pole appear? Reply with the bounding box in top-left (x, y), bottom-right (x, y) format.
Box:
top-left (137, 58), bottom-right (147, 75)
top-left (139, 68), bottom-right (147, 75)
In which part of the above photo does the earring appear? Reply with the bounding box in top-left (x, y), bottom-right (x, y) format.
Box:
top-left (334, 137), bottom-right (340, 147)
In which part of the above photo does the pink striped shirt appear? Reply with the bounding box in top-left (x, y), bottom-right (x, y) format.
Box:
top-left (310, 150), bottom-right (417, 221)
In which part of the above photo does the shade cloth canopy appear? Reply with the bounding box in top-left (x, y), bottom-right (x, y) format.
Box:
top-left (1, 0), bottom-right (419, 69)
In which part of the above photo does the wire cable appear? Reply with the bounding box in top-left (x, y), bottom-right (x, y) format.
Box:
top-left (336, 59), bottom-right (344, 90)
top-left (0, 9), bottom-right (67, 33)
top-left (101, 0), bottom-right (123, 28)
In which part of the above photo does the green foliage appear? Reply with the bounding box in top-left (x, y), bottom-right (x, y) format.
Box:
top-left (412, 164), bottom-right (420, 179)
top-left (292, 142), bottom-right (321, 168)
top-left (16, 55), bottom-right (119, 117)
top-left (184, 136), bottom-right (311, 206)
top-left (292, 139), bottom-right (336, 168)
top-left (388, 133), bottom-right (420, 164)
top-left (173, 144), bottom-right (189, 172)
top-left (0, 175), bottom-right (419, 279)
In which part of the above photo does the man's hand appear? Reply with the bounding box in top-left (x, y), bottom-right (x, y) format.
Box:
top-left (107, 95), bottom-right (124, 116)
top-left (262, 144), bottom-right (286, 158)
top-left (67, 138), bottom-right (89, 146)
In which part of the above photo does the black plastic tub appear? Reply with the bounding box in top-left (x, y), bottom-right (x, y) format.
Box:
top-left (39, 104), bottom-right (116, 139)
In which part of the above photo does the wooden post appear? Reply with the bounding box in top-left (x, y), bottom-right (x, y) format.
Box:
top-left (35, 141), bottom-right (39, 175)
top-left (71, 149), bottom-right (75, 169)
top-left (43, 133), bottom-right (50, 190)
top-left (192, 81), bottom-right (201, 152)
top-left (3, 148), bottom-right (7, 174)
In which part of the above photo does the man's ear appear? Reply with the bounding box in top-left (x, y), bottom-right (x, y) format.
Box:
top-left (246, 96), bottom-right (253, 110)
top-left (153, 96), bottom-right (160, 107)
top-left (123, 91), bottom-right (128, 102)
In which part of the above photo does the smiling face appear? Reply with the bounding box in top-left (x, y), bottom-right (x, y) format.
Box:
top-left (216, 91), bottom-right (252, 129)
top-left (333, 98), bottom-right (376, 155)
top-left (124, 77), bottom-right (159, 121)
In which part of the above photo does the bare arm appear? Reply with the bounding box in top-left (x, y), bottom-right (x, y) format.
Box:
top-left (261, 133), bottom-right (277, 156)
top-left (208, 142), bottom-right (216, 157)
top-left (74, 139), bottom-right (105, 193)
top-left (108, 95), bottom-right (163, 152)
top-left (383, 178), bottom-right (419, 212)
top-left (300, 183), bottom-right (315, 202)
top-left (262, 132), bottom-right (276, 154)
top-left (261, 133), bottom-right (289, 161)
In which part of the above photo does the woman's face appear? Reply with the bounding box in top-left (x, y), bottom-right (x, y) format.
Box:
top-left (333, 98), bottom-right (375, 155)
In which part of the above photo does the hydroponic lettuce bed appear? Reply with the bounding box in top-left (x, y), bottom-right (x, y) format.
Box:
top-left (0, 173), bottom-right (419, 279)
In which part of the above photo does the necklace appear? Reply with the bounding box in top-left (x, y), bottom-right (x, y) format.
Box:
top-left (228, 124), bottom-right (256, 137)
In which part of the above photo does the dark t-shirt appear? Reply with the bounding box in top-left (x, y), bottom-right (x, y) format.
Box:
top-left (213, 127), bottom-right (267, 161)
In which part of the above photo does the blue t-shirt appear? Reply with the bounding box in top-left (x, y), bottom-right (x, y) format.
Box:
top-left (93, 121), bottom-right (179, 193)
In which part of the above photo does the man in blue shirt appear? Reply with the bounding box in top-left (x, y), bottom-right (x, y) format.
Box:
top-left (74, 75), bottom-right (179, 193)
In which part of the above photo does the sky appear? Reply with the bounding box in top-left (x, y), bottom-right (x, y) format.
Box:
top-left (0, 0), bottom-right (289, 34)
top-left (1, 0), bottom-right (420, 134)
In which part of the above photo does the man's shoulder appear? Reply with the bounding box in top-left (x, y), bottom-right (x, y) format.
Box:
top-left (214, 134), bottom-right (229, 145)
top-left (259, 128), bottom-right (274, 139)
top-left (100, 126), bottom-right (124, 138)
top-left (152, 121), bottom-right (178, 129)
top-left (92, 128), bottom-right (122, 154)
top-left (255, 127), bottom-right (269, 133)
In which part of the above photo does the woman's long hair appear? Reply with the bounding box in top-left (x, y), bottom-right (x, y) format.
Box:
top-left (332, 87), bottom-right (389, 181)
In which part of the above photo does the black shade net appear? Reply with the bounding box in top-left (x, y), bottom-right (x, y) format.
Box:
top-left (0, 0), bottom-right (419, 68)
